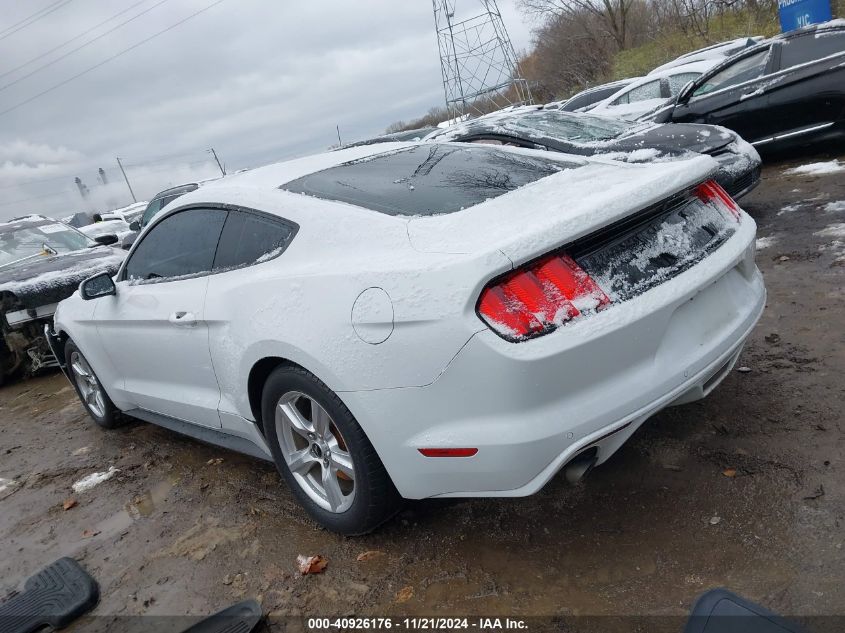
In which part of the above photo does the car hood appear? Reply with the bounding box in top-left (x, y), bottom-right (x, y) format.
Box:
top-left (0, 246), bottom-right (125, 309)
top-left (612, 123), bottom-right (735, 156)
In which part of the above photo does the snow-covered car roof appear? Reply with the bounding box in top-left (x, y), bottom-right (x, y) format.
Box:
top-left (156, 140), bottom-right (717, 268)
top-left (425, 107), bottom-right (641, 146)
top-left (648, 37), bottom-right (764, 76)
top-left (589, 60), bottom-right (716, 120)
top-left (547, 78), bottom-right (641, 112)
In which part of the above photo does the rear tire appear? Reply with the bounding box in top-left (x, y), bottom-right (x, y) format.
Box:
top-left (261, 364), bottom-right (401, 535)
top-left (65, 340), bottom-right (123, 429)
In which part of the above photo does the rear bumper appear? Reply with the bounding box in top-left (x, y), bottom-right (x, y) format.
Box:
top-left (345, 215), bottom-right (764, 499)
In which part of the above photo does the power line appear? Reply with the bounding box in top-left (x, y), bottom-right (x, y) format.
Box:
top-left (0, 0), bottom-right (151, 81)
top-left (0, 0), bottom-right (75, 42)
top-left (0, 1), bottom-right (65, 37)
top-left (0, 0), bottom-right (172, 93)
top-left (0, 0), bottom-right (228, 118)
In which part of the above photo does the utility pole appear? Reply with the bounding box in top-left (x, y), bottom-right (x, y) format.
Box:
top-left (336, 125), bottom-right (343, 147)
top-left (115, 157), bottom-right (136, 203)
top-left (209, 147), bottom-right (226, 176)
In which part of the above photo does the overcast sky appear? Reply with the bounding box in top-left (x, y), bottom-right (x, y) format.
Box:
top-left (0, 0), bottom-right (534, 220)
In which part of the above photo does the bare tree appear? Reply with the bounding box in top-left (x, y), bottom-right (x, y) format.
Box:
top-left (519, 0), bottom-right (640, 50)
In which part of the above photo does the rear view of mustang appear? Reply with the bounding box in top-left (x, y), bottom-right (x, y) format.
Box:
top-left (49, 142), bottom-right (765, 534)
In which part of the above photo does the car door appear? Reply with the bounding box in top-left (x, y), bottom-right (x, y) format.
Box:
top-left (202, 208), bottom-right (298, 424)
top-left (670, 45), bottom-right (777, 142)
top-left (94, 207), bottom-right (228, 427)
top-left (758, 29), bottom-right (845, 141)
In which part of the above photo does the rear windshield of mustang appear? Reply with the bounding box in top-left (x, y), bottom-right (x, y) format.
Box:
top-left (280, 145), bottom-right (579, 216)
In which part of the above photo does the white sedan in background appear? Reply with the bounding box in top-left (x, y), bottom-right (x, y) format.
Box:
top-left (590, 61), bottom-right (715, 120)
top-left (50, 142), bottom-right (765, 534)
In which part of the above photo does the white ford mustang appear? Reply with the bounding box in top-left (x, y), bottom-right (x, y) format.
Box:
top-left (49, 142), bottom-right (765, 534)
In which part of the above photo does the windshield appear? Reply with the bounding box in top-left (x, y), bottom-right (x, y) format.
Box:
top-left (0, 223), bottom-right (94, 268)
top-left (510, 111), bottom-right (637, 143)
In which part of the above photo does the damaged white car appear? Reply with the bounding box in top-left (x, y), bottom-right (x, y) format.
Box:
top-left (50, 143), bottom-right (765, 534)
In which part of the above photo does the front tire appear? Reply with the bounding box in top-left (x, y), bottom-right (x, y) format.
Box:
top-left (65, 340), bottom-right (123, 429)
top-left (261, 365), bottom-right (401, 535)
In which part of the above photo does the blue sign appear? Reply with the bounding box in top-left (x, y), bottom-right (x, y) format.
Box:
top-left (778, 0), bottom-right (832, 32)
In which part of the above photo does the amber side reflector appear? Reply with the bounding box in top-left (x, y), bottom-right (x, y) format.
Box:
top-left (418, 448), bottom-right (479, 457)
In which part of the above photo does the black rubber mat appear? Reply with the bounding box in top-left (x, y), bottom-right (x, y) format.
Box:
top-left (180, 600), bottom-right (263, 633)
top-left (0, 557), bottom-right (99, 633)
top-left (684, 588), bottom-right (805, 633)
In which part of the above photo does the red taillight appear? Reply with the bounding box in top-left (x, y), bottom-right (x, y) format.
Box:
top-left (478, 253), bottom-right (610, 341)
top-left (695, 179), bottom-right (741, 222)
top-left (418, 448), bottom-right (478, 457)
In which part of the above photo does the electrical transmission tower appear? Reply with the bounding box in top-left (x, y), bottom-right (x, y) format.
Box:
top-left (432, 0), bottom-right (532, 122)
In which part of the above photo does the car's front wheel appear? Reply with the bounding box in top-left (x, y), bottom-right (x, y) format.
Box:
top-left (65, 340), bottom-right (123, 429)
top-left (261, 365), bottom-right (401, 535)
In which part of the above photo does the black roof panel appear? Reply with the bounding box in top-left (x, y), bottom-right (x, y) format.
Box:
top-left (280, 145), bottom-right (579, 216)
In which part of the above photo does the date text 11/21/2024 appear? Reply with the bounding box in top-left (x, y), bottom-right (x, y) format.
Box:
top-left (307, 617), bottom-right (529, 630)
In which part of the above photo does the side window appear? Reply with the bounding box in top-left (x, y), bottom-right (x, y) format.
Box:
top-left (613, 80), bottom-right (661, 105)
top-left (212, 210), bottom-right (296, 270)
top-left (124, 208), bottom-right (227, 281)
top-left (693, 48), bottom-right (770, 97)
top-left (780, 31), bottom-right (845, 69)
top-left (668, 72), bottom-right (700, 96)
top-left (140, 199), bottom-right (161, 228)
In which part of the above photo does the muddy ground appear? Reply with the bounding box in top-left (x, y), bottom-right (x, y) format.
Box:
top-left (1, 151), bottom-right (844, 632)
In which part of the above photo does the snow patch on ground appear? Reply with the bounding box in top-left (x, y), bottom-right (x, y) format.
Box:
top-left (778, 203), bottom-right (804, 216)
top-left (72, 466), bottom-right (119, 493)
top-left (784, 160), bottom-right (844, 176)
top-left (0, 478), bottom-right (20, 500)
top-left (815, 223), bottom-right (845, 239)
top-left (756, 236), bottom-right (778, 250)
top-left (823, 201), bottom-right (845, 213)
top-left (815, 224), bottom-right (845, 263)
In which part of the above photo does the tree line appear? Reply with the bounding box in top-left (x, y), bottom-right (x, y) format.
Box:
top-left (386, 0), bottom-right (840, 132)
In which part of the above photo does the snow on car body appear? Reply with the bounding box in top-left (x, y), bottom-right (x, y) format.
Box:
top-left (0, 216), bottom-right (124, 382)
top-left (51, 142), bottom-right (765, 533)
top-left (590, 61), bottom-right (716, 121)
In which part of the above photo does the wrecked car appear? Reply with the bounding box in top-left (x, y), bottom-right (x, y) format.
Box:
top-left (426, 107), bottom-right (762, 199)
top-left (51, 142), bottom-right (764, 534)
top-left (0, 215), bottom-right (124, 383)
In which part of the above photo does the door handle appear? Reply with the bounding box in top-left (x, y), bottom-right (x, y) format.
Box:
top-left (168, 311), bottom-right (198, 327)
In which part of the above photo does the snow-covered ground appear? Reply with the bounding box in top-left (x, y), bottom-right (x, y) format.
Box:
top-left (783, 160), bottom-right (844, 176)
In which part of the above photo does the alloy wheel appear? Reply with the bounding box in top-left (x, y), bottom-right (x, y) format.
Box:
top-left (274, 391), bottom-right (356, 513)
top-left (70, 351), bottom-right (106, 419)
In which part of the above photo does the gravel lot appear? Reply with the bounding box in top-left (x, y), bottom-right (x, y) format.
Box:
top-left (1, 149), bottom-right (843, 631)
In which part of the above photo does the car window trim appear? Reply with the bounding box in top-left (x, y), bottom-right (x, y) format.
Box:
top-left (688, 46), bottom-right (844, 104)
top-left (687, 45), bottom-right (773, 100)
top-left (119, 203), bottom-right (300, 284)
top-left (210, 205), bottom-right (300, 273)
top-left (119, 206), bottom-right (229, 284)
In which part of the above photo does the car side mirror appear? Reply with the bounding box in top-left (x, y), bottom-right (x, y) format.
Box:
top-left (94, 233), bottom-right (119, 246)
top-left (129, 221), bottom-right (140, 231)
top-left (80, 272), bottom-right (116, 300)
top-left (677, 80), bottom-right (695, 105)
